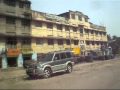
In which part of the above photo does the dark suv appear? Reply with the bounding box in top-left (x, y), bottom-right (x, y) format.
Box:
top-left (26, 50), bottom-right (75, 78)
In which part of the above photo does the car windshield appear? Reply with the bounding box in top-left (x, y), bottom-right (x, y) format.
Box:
top-left (42, 53), bottom-right (54, 61)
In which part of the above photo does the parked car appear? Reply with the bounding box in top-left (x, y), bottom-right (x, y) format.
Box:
top-left (23, 60), bottom-right (37, 68)
top-left (23, 53), bottom-right (46, 68)
top-left (85, 49), bottom-right (114, 61)
top-left (26, 50), bottom-right (75, 78)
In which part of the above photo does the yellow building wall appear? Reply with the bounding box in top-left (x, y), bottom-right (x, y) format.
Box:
top-left (31, 11), bottom-right (108, 53)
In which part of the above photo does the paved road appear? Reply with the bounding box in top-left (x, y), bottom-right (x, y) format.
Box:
top-left (0, 59), bottom-right (120, 89)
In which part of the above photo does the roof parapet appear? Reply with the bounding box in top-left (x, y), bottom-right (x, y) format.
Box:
top-left (90, 22), bottom-right (106, 31)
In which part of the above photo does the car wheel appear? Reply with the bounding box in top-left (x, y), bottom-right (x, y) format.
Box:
top-left (43, 68), bottom-right (51, 78)
top-left (66, 64), bottom-right (72, 73)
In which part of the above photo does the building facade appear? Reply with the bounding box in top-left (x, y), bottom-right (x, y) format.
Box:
top-left (0, 0), bottom-right (32, 69)
top-left (31, 10), bottom-right (107, 54)
top-left (0, 1), bottom-right (108, 69)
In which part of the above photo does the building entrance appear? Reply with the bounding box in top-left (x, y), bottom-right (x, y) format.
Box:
top-left (7, 57), bottom-right (17, 67)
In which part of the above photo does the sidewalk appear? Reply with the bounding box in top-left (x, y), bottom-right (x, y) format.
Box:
top-left (0, 68), bottom-right (26, 81)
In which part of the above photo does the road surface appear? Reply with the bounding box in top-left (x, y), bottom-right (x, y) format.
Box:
top-left (0, 59), bottom-right (120, 89)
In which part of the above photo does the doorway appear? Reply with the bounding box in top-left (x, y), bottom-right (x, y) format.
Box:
top-left (7, 57), bottom-right (17, 67)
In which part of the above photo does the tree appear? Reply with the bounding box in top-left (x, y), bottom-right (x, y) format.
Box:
top-left (108, 35), bottom-right (120, 55)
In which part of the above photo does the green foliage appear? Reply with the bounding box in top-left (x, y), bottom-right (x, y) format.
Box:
top-left (108, 35), bottom-right (120, 55)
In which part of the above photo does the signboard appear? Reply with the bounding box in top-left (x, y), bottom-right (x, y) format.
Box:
top-left (72, 47), bottom-right (81, 55)
top-left (7, 49), bottom-right (21, 57)
top-left (21, 48), bottom-right (33, 55)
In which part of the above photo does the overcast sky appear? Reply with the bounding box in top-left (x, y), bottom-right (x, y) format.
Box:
top-left (31, 0), bottom-right (120, 36)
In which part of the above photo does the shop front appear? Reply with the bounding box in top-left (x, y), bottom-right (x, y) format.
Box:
top-left (21, 48), bottom-right (33, 64)
top-left (7, 49), bottom-right (21, 68)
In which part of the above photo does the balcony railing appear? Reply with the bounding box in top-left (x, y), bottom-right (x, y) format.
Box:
top-left (0, 5), bottom-right (31, 19)
top-left (6, 25), bottom-right (16, 33)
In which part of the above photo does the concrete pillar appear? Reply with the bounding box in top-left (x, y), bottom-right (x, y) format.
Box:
top-left (32, 52), bottom-right (37, 61)
top-left (17, 53), bottom-right (23, 68)
top-left (2, 55), bottom-right (7, 69)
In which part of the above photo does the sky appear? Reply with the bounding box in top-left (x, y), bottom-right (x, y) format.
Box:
top-left (31, 0), bottom-right (120, 36)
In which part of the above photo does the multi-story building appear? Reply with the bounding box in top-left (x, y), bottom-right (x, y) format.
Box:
top-left (0, 0), bottom-right (32, 69)
top-left (0, 1), bottom-right (107, 69)
top-left (31, 10), bottom-right (107, 54)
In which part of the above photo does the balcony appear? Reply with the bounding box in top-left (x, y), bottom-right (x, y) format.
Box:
top-left (18, 27), bottom-right (30, 35)
top-left (57, 31), bottom-right (63, 38)
top-left (0, 5), bottom-right (31, 19)
top-left (85, 34), bottom-right (89, 40)
top-left (0, 5), bottom-right (16, 16)
top-left (65, 32), bottom-right (70, 39)
top-left (6, 25), bottom-right (16, 34)
top-left (73, 33), bottom-right (80, 39)
top-left (47, 30), bottom-right (53, 37)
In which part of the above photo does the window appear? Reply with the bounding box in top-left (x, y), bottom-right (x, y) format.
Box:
top-left (71, 14), bottom-right (75, 19)
top-left (54, 54), bottom-right (60, 61)
top-left (95, 32), bottom-right (98, 36)
top-left (100, 32), bottom-right (102, 36)
top-left (6, 37), bottom-right (17, 48)
top-left (86, 41), bottom-right (90, 45)
top-left (48, 39), bottom-right (54, 45)
top-left (6, 17), bottom-right (15, 24)
top-left (74, 40), bottom-right (79, 45)
top-left (66, 52), bottom-right (72, 58)
top-left (97, 42), bottom-right (99, 45)
top-left (36, 39), bottom-right (43, 45)
top-left (92, 42), bottom-right (95, 45)
top-left (4, 0), bottom-right (16, 7)
top-left (85, 18), bottom-right (88, 22)
top-left (19, 1), bottom-right (24, 8)
top-left (91, 31), bottom-right (94, 34)
top-left (34, 21), bottom-right (42, 27)
top-left (19, 1), bottom-right (30, 9)
top-left (60, 53), bottom-right (66, 59)
top-left (21, 38), bottom-right (31, 45)
top-left (24, 13), bottom-right (31, 18)
top-left (103, 32), bottom-right (106, 36)
top-left (24, 2), bottom-right (30, 9)
top-left (80, 28), bottom-right (83, 33)
top-left (58, 40), bottom-right (63, 45)
top-left (47, 23), bottom-right (53, 29)
top-left (65, 26), bottom-right (69, 31)
top-left (21, 19), bottom-right (30, 26)
top-left (66, 40), bottom-right (70, 45)
top-left (85, 29), bottom-right (89, 34)
top-left (57, 25), bottom-right (62, 30)
top-left (73, 27), bottom-right (77, 32)
top-left (78, 16), bottom-right (82, 21)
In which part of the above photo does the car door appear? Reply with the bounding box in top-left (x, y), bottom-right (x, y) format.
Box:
top-left (51, 53), bottom-right (62, 72)
top-left (58, 52), bottom-right (68, 70)
top-left (51, 53), bottom-right (66, 72)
